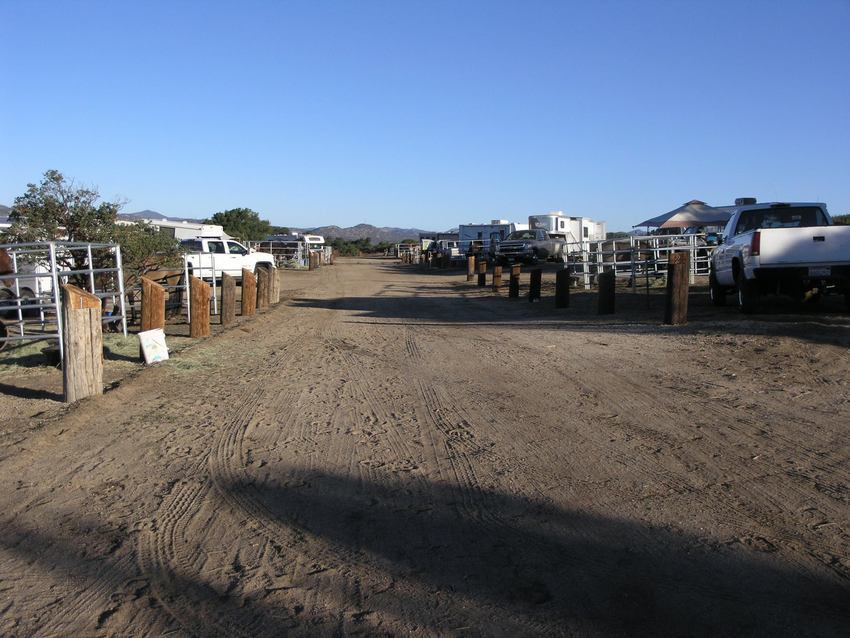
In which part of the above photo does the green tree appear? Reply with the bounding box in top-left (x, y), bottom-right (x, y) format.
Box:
top-left (206, 208), bottom-right (271, 241)
top-left (3, 169), bottom-right (184, 285)
top-left (833, 214), bottom-right (849, 225)
top-left (269, 225), bottom-right (291, 236)
top-left (4, 170), bottom-right (123, 285)
top-left (112, 222), bottom-right (184, 281)
top-left (5, 169), bottom-right (119, 244)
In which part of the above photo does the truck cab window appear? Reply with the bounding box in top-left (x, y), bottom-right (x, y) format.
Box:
top-left (227, 241), bottom-right (248, 255)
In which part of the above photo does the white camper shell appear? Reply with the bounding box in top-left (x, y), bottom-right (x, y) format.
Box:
top-left (528, 212), bottom-right (607, 248)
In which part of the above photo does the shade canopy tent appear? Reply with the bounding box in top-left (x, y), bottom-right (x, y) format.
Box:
top-left (635, 200), bottom-right (731, 229)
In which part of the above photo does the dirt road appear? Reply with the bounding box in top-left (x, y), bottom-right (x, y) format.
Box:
top-left (1, 258), bottom-right (849, 636)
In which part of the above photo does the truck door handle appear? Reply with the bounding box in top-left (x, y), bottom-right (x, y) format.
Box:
top-left (813, 236), bottom-right (825, 242)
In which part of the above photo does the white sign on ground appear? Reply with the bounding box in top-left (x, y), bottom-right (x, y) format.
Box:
top-left (138, 328), bottom-right (169, 364)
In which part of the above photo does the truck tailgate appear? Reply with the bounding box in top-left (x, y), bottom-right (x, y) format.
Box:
top-left (759, 226), bottom-right (850, 266)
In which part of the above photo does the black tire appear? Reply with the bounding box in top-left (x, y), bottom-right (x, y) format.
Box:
top-left (709, 270), bottom-right (726, 307)
top-left (18, 287), bottom-right (38, 317)
top-left (736, 272), bottom-right (760, 314)
top-left (0, 288), bottom-right (16, 320)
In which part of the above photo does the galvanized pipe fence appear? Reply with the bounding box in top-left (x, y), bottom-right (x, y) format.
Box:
top-left (0, 241), bottom-right (127, 358)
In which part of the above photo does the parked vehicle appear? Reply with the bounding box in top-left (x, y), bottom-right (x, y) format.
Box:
top-left (181, 237), bottom-right (276, 279)
top-left (709, 202), bottom-right (850, 313)
top-left (458, 220), bottom-right (528, 263)
top-left (432, 240), bottom-right (462, 262)
top-left (528, 212), bottom-right (607, 247)
top-left (496, 229), bottom-right (565, 264)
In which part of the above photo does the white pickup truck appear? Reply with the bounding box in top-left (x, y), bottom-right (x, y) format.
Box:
top-left (181, 237), bottom-right (276, 280)
top-left (709, 202), bottom-right (850, 313)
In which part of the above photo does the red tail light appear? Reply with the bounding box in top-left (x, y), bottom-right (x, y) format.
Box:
top-left (751, 231), bottom-right (761, 256)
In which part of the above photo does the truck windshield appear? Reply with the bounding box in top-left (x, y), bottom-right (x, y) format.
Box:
top-left (735, 206), bottom-right (828, 234)
top-left (507, 231), bottom-right (537, 240)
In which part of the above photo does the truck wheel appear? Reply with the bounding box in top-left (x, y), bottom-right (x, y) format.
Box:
top-left (18, 287), bottom-right (37, 317)
top-left (0, 288), bottom-right (16, 320)
top-left (709, 271), bottom-right (726, 307)
top-left (736, 272), bottom-right (760, 314)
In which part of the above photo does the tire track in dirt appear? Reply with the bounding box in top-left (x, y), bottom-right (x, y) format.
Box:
top-left (138, 315), bottom-right (327, 635)
top-left (27, 551), bottom-right (139, 638)
top-left (493, 328), bottom-right (850, 583)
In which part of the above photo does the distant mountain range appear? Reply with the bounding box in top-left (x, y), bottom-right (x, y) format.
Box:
top-left (119, 210), bottom-right (206, 223)
top-left (304, 223), bottom-right (431, 243)
top-left (2, 206), bottom-right (434, 243)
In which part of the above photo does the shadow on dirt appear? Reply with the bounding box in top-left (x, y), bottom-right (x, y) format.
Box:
top-left (212, 468), bottom-right (850, 636)
top-left (0, 381), bottom-right (62, 401)
top-left (3, 469), bottom-right (849, 635)
top-left (291, 291), bottom-right (850, 347)
top-left (0, 517), bottom-right (295, 635)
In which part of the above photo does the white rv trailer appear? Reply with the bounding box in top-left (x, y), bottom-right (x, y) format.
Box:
top-left (115, 216), bottom-right (232, 240)
top-left (528, 211), bottom-right (607, 248)
top-left (457, 219), bottom-right (529, 258)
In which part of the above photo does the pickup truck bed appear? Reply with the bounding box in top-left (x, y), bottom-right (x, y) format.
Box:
top-left (755, 226), bottom-right (850, 267)
top-left (710, 202), bottom-right (850, 313)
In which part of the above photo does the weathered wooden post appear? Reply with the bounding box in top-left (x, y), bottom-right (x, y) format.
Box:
top-left (509, 264), bottom-right (521, 298)
top-left (62, 285), bottom-right (103, 403)
top-left (141, 277), bottom-right (166, 332)
top-left (241, 268), bottom-right (257, 316)
top-left (467, 255), bottom-right (475, 281)
top-left (598, 270), bottom-right (616, 314)
top-left (189, 276), bottom-right (211, 337)
top-left (256, 266), bottom-right (270, 310)
top-left (555, 269), bottom-right (571, 308)
top-left (492, 265), bottom-right (502, 291)
top-left (664, 252), bottom-right (690, 325)
top-left (270, 267), bottom-right (281, 304)
top-left (140, 277), bottom-right (166, 358)
top-left (308, 252), bottom-right (316, 270)
top-left (529, 268), bottom-right (542, 302)
top-left (477, 260), bottom-right (487, 286)
top-left (221, 273), bottom-right (236, 326)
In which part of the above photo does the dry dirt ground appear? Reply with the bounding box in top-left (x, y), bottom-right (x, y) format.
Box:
top-left (1, 258), bottom-right (849, 637)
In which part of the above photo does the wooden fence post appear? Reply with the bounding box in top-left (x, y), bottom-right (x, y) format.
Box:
top-left (141, 277), bottom-right (166, 332)
top-left (492, 265), bottom-right (502, 291)
top-left (190, 276), bottom-right (211, 337)
top-left (241, 269), bottom-right (257, 316)
top-left (477, 260), bottom-right (487, 286)
top-left (509, 264), bottom-right (521, 298)
top-left (529, 268), bottom-right (542, 302)
top-left (256, 266), bottom-right (270, 310)
top-left (598, 270), bottom-right (616, 314)
top-left (140, 277), bottom-right (166, 359)
top-left (467, 256), bottom-right (475, 281)
top-left (221, 273), bottom-right (236, 326)
top-left (62, 284), bottom-right (103, 403)
top-left (270, 268), bottom-right (281, 304)
top-left (555, 269), bottom-right (571, 308)
top-left (664, 252), bottom-right (690, 325)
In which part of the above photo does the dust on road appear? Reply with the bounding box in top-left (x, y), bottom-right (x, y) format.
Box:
top-left (1, 258), bottom-right (849, 636)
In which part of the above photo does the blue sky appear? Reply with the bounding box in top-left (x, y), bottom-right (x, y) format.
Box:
top-left (1, 0), bottom-right (848, 232)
